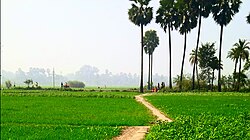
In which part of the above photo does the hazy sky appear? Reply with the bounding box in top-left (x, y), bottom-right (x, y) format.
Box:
top-left (2, 0), bottom-right (250, 77)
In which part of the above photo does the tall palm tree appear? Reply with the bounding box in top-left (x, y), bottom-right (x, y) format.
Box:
top-left (128, 0), bottom-right (153, 93)
top-left (190, 0), bottom-right (214, 90)
top-left (175, 0), bottom-right (198, 90)
top-left (212, 0), bottom-right (242, 92)
top-left (156, 0), bottom-right (179, 89)
top-left (233, 39), bottom-right (250, 91)
top-left (189, 49), bottom-right (200, 89)
top-left (144, 30), bottom-right (159, 90)
top-left (227, 47), bottom-right (239, 89)
top-left (247, 12), bottom-right (250, 24)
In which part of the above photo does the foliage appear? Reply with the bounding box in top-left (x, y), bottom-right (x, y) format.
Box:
top-left (247, 12), bottom-right (250, 24)
top-left (24, 79), bottom-right (33, 87)
top-left (128, 0), bottom-right (153, 93)
top-left (1, 125), bottom-right (120, 140)
top-left (128, 0), bottom-right (153, 27)
top-left (173, 74), bottom-right (192, 91)
top-left (172, 74), bottom-right (209, 91)
top-left (145, 93), bottom-right (250, 139)
top-left (144, 30), bottom-right (159, 55)
top-left (173, 0), bottom-right (198, 90)
top-left (197, 42), bottom-right (220, 89)
top-left (144, 30), bottom-right (159, 90)
top-left (1, 89), bottom-right (140, 98)
top-left (211, 0), bottom-right (242, 92)
top-left (229, 39), bottom-right (250, 91)
top-left (155, 0), bottom-right (178, 89)
top-left (67, 80), bottom-right (85, 88)
top-left (212, 0), bottom-right (242, 27)
top-left (243, 59), bottom-right (250, 73)
top-left (190, 0), bottom-right (215, 90)
top-left (1, 96), bottom-right (153, 126)
top-left (145, 93), bottom-right (250, 118)
top-left (146, 113), bottom-right (250, 140)
top-left (156, 0), bottom-right (179, 32)
top-left (4, 80), bottom-right (12, 89)
top-left (1, 90), bottom-right (154, 139)
top-left (174, 0), bottom-right (198, 35)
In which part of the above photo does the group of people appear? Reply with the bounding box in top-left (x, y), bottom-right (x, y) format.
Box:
top-left (61, 82), bottom-right (69, 88)
top-left (151, 82), bottom-right (165, 92)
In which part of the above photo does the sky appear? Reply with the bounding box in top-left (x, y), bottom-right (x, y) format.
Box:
top-left (1, 0), bottom-right (250, 77)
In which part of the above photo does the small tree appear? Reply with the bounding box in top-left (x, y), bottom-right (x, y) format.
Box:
top-left (198, 42), bottom-right (220, 90)
top-left (24, 79), bottom-right (33, 88)
top-left (5, 80), bottom-right (12, 89)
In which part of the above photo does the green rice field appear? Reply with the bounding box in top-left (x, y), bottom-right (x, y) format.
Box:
top-left (145, 93), bottom-right (250, 139)
top-left (2, 90), bottom-right (250, 139)
top-left (1, 89), bottom-right (154, 139)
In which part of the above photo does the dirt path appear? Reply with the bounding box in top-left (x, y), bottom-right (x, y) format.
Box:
top-left (113, 126), bottom-right (150, 140)
top-left (113, 93), bottom-right (172, 140)
top-left (135, 93), bottom-right (173, 122)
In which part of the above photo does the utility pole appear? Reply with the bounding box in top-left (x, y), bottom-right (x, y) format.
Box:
top-left (52, 68), bottom-right (55, 88)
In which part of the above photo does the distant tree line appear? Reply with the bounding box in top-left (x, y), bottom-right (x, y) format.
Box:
top-left (2, 65), bottom-right (168, 88)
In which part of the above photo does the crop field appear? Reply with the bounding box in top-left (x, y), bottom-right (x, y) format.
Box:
top-left (145, 93), bottom-right (250, 139)
top-left (2, 89), bottom-right (140, 98)
top-left (1, 89), bottom-right (154, 139)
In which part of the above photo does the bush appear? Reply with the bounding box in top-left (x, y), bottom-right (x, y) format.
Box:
top-left (5, 80), bottom-right (12, 89)
top-left (67, 81), bottom-right (85, 88)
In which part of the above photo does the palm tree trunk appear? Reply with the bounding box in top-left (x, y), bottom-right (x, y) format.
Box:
top-left (218, 25), bottom-right (223, 92)
top-left (151, 53), bottom-right (153, 89)
top-left (212, 70), bottom-right (215, 91)
top-left (148, 54), bottom-right (151, 90)
top-left (196, 64), bottom-right (200, 90)
top-left (233, 59), bottom-right (238, 89)
top-left (140, 24), bottom-right (144, 93)
top-left (180, 32), bottom-right (187, 90)
top-left (168, 24), bottom-right (172, 89)
top-left (237, 57), bottom-right (242, 91)
top-left (192, 14), bottom-right (202, 90)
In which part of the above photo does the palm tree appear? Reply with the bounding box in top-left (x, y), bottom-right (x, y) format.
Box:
top-left (189, 49), bottom-right (200, 89)
top-left (209, 56), bottom-right (221, 91)
top-left (128, 0), bottom-right (153, 93)
top-left (247, 12), bottom-right (250, 24)
top-left (212, 0), bottom-right (242, 92)
top-left (227, 47), bottom-right (239, 89)
top-left (144, 30), bottom-right (159, 90)
top-left (190, 0), bottom-right (214, 90)
top-left (156, 0), bottom-right (179, 89)
top-left (233, 39), bottom-right (250, 91)
top-left (175, 0), bottom-right (198, 90)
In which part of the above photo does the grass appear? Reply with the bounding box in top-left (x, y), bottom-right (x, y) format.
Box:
top-left (1, 96), bottom-right (153, 126)
top-left (1, 125), bottom-right (120, 140)
top-left (145, 92), bottom-right (250, 139)
top-left (1, 89), bottom-right (139, 98)
top-left (145, 92), bottom-right (250, 118)
top-left (1, 89), bottom-right (154, 139)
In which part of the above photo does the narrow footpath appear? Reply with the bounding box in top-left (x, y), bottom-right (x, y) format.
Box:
top-left (113, 93), bottom-right (173, 140)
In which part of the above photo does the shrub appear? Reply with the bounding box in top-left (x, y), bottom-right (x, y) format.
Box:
top-left (67, 81), bottom-right (85, 88)
top-left (5, 80), bottom-right (12, 89)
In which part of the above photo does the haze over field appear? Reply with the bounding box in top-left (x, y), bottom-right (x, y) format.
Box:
top-left (1, 65), bottom-right (168, 87)
top-left (1, 0), bottom-right (250, 79)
